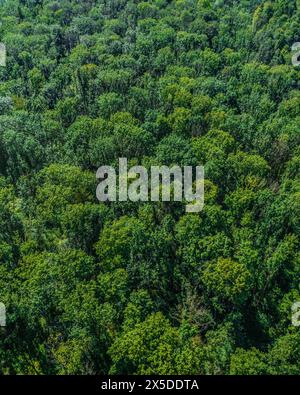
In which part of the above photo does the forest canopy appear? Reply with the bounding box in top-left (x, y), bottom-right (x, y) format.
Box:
top-left (0, 0), bottom-right (299, 375)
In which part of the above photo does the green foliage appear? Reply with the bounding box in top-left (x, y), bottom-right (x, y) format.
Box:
top-left (0, 0), bottom-right (299, 375)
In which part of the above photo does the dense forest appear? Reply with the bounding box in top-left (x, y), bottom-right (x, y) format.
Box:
top-left (0, 0), bottom-right (299, 375)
